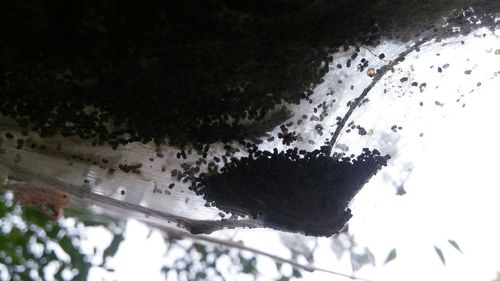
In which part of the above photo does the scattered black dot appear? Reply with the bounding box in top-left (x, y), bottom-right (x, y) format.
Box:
top-left (464, 70), bottom-right (472, 75)
top-left (378, 53), bottom-right (385, 59)
top-left (437, 67), bottom-right (442, 73)
top-left (120, 189), bottom-right (126, 195)
top-left (357, 127), bottom-right (367, 136)
top-left (118, 163), bottom-right (142, 173)
top-left (16, 139), bottom-right (25, 149)
top-left (5, 133), bottom-right (13, 139)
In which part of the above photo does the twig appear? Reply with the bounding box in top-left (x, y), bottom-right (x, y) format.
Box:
top-left (150, 221), bottom-right (375, 281)
top-left (327, 36), bottom-right (432, 154)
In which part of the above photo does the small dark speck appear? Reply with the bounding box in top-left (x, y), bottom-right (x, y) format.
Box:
top-left (336, 64), bottom-right (342, 69)
top-left (148, 158), bottom-right (154, 162)
top-left (161, 166), bottom-right (166, 172)
top-left (419, 132), bottom-right (424, 137)
top-left (120, 190), bottom-right (126, 195)
top-left (437, 67), bottom-right (442, 73)
top-left (419, 83), bottom-right (427, 93)
top-left (379, 53), bottom-right (385, 59)
top-left (5, 133), bottom-right (13, 139)
top-left (156, 152), bottom-right (164, 158)
top-left (338, 80), bottom-right (343, 84)
top-left (84, 179), bottom-right (90, 184)
top-left (435, 101), bottom-right (445, 107)
top-left (442, 63), bottom-right (450, 69)
top-left (400, 77), bottom-right (408, 82)
top-left (476, 82), bottom-right (481, 87)
top-left (396, 186), bottom-right (406, 196)
top-left (411, 82), bottom-right (418, 87)
top-left (464, 70), bottom-right (472, 75)
top-left (358, 127), bottom-right (367, 136)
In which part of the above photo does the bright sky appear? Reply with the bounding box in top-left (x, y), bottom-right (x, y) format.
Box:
top-left (86, 27), bottom-right (500, 281)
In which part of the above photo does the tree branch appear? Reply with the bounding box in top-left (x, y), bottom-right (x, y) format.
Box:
top-left (327, 36), bottom-right (432, 154)
top-left (150, 221), bottom-right (375, 281)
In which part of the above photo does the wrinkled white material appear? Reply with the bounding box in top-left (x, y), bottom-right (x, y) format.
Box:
top-left (0, 24), bottom-right (498, 233)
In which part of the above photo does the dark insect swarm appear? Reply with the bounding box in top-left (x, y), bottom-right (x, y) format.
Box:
top-left (193, 147), bottom-right (390, 236)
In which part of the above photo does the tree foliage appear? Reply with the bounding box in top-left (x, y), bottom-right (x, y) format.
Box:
top-left (0, 190), bottom-right (121, 281)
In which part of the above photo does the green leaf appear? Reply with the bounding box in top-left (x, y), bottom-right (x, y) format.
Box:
top-left (447, 239), bottom-right (463, 254)
top-left (384, 248), bottom-right (397, 265)
top-left (102, 233), bottom-right (125, 264)
top-left (275, 262), bottom-right (283, 271)
top-left (195, 271), bottom-right (207, 280)
top-left (194, 243), bottom-right (208, 261)
top-left (433, 246), bottom-right (446, 265)
top-left (292, 268), bottom-right (302, 278)
top-left (240, 256), bottom-right (257, 274)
